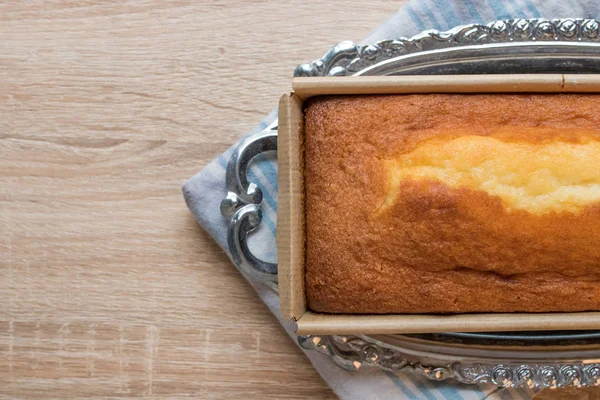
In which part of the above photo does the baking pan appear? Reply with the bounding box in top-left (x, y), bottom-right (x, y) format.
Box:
top-left (279, 74), bottom-right (600, 335)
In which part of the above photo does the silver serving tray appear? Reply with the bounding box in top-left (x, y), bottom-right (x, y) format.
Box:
top-left (220, 19), bottom-right (600, 389)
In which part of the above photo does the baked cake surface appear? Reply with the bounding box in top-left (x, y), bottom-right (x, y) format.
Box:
top-left (304, 94), bottom-right (600, 314)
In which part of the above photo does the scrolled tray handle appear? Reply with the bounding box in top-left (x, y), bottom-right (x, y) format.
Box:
top-left (220, 122), bottom-right (278, 285)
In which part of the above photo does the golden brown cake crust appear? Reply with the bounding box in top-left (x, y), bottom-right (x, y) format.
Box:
top-left (304, 94), bottom-right (600, 314)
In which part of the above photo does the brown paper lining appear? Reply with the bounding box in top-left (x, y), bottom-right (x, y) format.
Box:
top-left (277, 74), bottom-right (600, 334)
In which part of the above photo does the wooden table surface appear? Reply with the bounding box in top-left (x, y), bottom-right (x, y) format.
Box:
top-left (1, 2), bottom-right (590, 399)
top-left (0, 1), bottom-right (403, 398)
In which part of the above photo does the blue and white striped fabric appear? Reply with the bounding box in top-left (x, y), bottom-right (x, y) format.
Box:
top-left (183, 1), bottom-right (599, 398)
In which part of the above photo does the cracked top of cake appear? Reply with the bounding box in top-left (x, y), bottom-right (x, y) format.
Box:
top-left (304, 93), bottom-right (600, 314)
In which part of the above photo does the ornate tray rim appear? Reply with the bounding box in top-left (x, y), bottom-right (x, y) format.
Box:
top-left (294, 18), bottom-right (600, 77)
top-left (220, 18), bottom-right (600, 389)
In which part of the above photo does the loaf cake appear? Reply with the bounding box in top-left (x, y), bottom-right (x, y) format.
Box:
top-left (304, 94), bottom-right (600, 314)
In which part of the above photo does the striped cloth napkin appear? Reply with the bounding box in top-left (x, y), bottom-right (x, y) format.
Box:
top-left (183, 1), bottom-right (598, 398)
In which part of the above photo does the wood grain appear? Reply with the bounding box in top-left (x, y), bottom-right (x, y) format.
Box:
top-left (0, 1), bottom-right (403, 398)
top-left (2, 1), bottom-right (577, 398)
